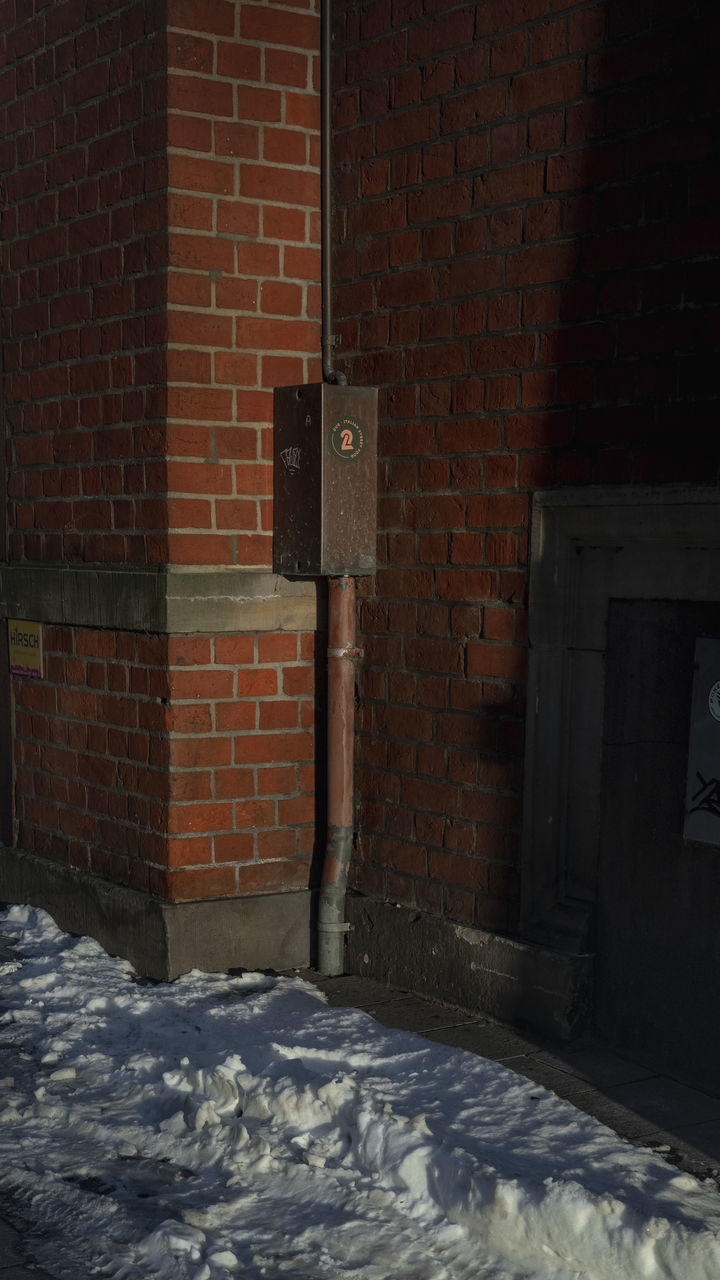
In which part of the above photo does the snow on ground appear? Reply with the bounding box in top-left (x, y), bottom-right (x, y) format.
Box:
top-left (0, 907), bottom-right (719, 1280)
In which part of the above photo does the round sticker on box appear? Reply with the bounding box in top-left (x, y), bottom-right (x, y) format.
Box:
top-left (709, 681), bottom-right (720, 721)
top-left (330, 416), bottom-right (365, 461)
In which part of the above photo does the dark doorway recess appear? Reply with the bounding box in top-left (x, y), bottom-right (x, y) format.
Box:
top-left (598, 600), bottom-right (720, 1092)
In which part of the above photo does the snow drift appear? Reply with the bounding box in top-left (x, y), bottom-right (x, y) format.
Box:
top-left (0, 905), bottom-right (718, 1280)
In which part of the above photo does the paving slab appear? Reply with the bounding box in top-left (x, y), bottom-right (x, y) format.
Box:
top-left (500, 1055), bottom-right (616, 1110)
top-left (359, 995), bottom-right (475, 1035)
top-left (534, 1043), bottom-right (657, 1088)
top-left (606, 1076), bottom-right (720, 1129)
top-left (670, 1119), bottom-right (720, 1164)
top-left (298, 971), bottom-right (401, 1009)
top-left (563, 1086), bottom-right (673, 1143)
top-left (423, 1018), bottom-right (548, 1063)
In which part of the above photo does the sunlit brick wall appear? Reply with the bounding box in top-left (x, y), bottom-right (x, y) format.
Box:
top-left (11, 625), bottom-right (319, 902)
top-left (12, 627), bottom-right (170, 892)
top-left (162, 629), bottom-right (318, 901)
top-left (165, 0), bottom-right (322, 566)
top-left (1, 0), bottom-right (325, 909)
top-left (0, 0), bottom-right (168, 565)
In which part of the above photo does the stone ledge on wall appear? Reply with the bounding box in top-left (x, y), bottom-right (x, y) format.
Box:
top-left (0, 565), bottom-right (322, 635)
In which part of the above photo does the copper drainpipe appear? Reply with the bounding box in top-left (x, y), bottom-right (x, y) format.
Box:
top-left (316, 0), bottom-right (354, 975)
top-left (317, 575), bottom-right (356, 974)
top-left (321, 0), bottom-right (346, 387)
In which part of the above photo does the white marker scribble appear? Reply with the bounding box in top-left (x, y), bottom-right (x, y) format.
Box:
top-left (280, 446), bottom-right (302, 472)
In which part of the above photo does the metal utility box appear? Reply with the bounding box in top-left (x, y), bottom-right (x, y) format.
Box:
top-left (684, 637), bottom-right (720, 845)
top-left (273, 383), bottom-right (378, 577)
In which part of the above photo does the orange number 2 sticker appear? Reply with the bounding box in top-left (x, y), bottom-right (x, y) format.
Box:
top-left (330, 417), bottom-right (366, 461)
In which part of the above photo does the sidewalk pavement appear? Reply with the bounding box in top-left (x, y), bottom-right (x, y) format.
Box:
top-left (2, 967), bottom-right (720, 1278)
top-left (301, 970), bottom-right (720, 1184)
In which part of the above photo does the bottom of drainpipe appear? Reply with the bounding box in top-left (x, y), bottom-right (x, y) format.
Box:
top-left (317, 824), bottom-right (353, 975)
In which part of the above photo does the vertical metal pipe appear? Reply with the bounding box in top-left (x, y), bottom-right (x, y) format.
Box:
top-left (317, 575), bottom-right (356, 973)
top-left (317, 1), bottom-right (354, 971)
top-left (321, 0), bottom-right (346, 386)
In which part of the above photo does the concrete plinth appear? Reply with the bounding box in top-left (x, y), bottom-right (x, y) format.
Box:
top-left (345, 894), bottom-right (593, 1041)
top-left (0, 846), bottom-right (311, 980)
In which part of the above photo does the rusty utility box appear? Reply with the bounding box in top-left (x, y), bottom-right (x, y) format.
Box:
top-left (273, 383), bottom-right (378, 577)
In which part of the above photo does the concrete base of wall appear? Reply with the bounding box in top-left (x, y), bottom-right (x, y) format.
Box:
top-left (0, 846), bottom-right (311, 980)
top-left (345, 894), bottom-right (593, 1041)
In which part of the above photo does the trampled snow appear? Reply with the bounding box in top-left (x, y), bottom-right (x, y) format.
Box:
top-left (0, 906), bottom-right (719, 1279)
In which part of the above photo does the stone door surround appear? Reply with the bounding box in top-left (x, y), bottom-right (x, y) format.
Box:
top-left (522, 485), bottom-right (720, 950)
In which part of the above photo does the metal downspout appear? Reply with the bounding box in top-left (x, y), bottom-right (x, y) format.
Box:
top-left (317, 2), bottom-right (356, 973)
top-left (318, 576), bottom-right (356, 973)
top-left (321, 0), bottom-right (346, 387)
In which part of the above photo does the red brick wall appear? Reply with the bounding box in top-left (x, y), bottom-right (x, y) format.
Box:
top-left (8, 0), bottom-right (717, 932)
top-left (1, 0), bottom-right (323, 569)
top-left (13, 627), bottom-right (170, 892)
top-left (335, 0), bottom-right (720, 932)
top-left (2, 0), bottom-right (325, 907)
top-left (159, 0), bottom-right (325, 904)
top-left (0, 0), bottom-right (168, 565)
top-left (13, 624), bottom-right (318, 902)
top-left (166, 0), bottom-right (322, 567)
top-left (163, 628), bottom-right (318, 901)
